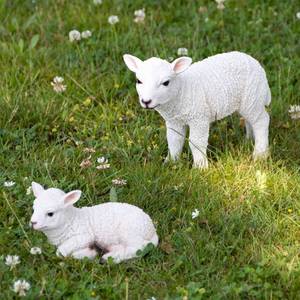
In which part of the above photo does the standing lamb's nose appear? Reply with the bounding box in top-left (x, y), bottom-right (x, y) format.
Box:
top-left (142, 99), bottom-right (152, 106)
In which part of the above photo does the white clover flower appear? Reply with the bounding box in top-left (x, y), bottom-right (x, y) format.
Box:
top-left (192, 209), bottom-right (200, 219)
top-left (75, 140), bottom-right (83, 146)
top-left (112, 178), bottom-right (127, 186)
top-left (147, 297), bottom-right (157, 300)
top-left (81, 30), bottom-right (92, 39)
top-left (93, 0), bottom-right (102, 4)
top-left (69, 29), bottom-right (81, 42)
top-left (108, 15), bottom-right (119, 25)
top-left (5, 255), bottom-right (20, 268)
top-left (80, 156), bottom-right (92, 168)
top-left (13, 280), bottom-right (30, 297)
top-left (198, 6), bottom-right (207, 13)
top-left (83, 147), bottom-right (96, 153)
top-left (52, 76), bottom-right (64, 84)
top-left (215, 0), bottom-right (226, 10)
top-left (30, 247), bottom-right (42, 255)
top-left (296, 12), bottom-right (300, 19)
top-left (4, 181), bottom-right (16, 187)
top-left (96, 156), bottom-right (110, 170)
top-left (288, 105), bottom-right (300, 120)
top-left (26, 186), bottom-right (32, 195)
top-left (134, 8), bottom-right (145, 23)
top-left (97, 156), bottom-right (108, 164)
top-left (96, 163), bottom-right (110, 170)
top-left (177, 47), bottom-right (188, 56)
top-left (255, 170), bottom-right (267, 191)
top-left (51, 76), bottom-right (66, 93)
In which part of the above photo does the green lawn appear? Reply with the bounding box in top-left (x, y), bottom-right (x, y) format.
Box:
top-left (1, 0), bottom-right (300, 299)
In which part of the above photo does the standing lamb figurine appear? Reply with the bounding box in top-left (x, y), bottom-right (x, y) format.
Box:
top-left (123, 51), bottom-right (271, 168)
top-left (30, 182), bottom-right (158, 263)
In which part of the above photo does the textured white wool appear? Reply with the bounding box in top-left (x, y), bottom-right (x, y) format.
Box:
top-left (124, 51), bottom-right (271, 168)
top-left (30, 183), bottom-right (158, 263)
top-left (156, 52), bottom-right (271, 124)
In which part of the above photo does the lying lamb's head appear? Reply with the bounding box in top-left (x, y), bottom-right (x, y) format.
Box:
top-left (123, 54), bottom-right (192, 109)
top-left (30, 182), bottom-right (81, 232)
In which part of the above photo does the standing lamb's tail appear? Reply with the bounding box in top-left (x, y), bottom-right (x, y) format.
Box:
top-left (265, 86), bottom-right (271, 106)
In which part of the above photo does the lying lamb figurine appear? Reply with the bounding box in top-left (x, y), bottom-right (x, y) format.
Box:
top-left (30, 182), bottom-right (158, 263)
top-left (123, 51), bottom-right (271, 168)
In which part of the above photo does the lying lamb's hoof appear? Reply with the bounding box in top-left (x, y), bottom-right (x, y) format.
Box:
top-left (253, 149), bottom-right (270, 161)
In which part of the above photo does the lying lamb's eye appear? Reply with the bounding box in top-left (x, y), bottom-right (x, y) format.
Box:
top-left (47, 212), bottom-right (54, 217)
top-left (162, 80), bottom-right (170, 86)
top-left (136, 78), bottom-right (142, 84)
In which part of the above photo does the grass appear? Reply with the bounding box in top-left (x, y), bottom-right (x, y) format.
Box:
top-left (0, 0), bottom-right (300, 298)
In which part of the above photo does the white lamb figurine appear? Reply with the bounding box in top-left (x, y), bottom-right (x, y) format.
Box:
top-left (123, 51), bottom-right (271, 168)
top-left (30, 182), bottom-right (158, 263)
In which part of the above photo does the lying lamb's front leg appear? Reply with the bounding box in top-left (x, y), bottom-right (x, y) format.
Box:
top-left (71, 247), bottom-right (98, 259)
top-left (57, 238), bottom-right (86, 257)
top-left (101, 245), bottom-right (125, 264)
top-left (165, 121), bottom-right (187, 162)
top-left (188, 120), bottom-right (210, 169)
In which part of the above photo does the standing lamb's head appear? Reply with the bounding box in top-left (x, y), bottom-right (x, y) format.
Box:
top-left (30, 182), bottom-right (81, 232)
top-left (123, 54), bottom-right (192, 109)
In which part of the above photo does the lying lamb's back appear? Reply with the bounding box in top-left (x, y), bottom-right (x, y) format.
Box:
top-left (86, 202), bottom-right (157, 245)
top-left (186, 51), bottom-right (268, 121)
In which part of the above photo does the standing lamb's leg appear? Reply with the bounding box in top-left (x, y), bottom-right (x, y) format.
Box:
top-left (251, 110), bottom-right (270, 160)
top-left (188, 120), bottom-right (210, 168)
top-left (245, 121), bottom-right (254, 139)
top-left (71, 247), bottom-right (98, 259)
top-left (165, 121), bottom-right (187, 162)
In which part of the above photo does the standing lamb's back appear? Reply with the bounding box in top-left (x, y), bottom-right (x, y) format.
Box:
top-left (184, 51), bottom-right (271, 122)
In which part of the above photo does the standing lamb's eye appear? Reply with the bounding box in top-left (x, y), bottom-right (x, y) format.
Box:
top-left (47, 212), bottom-right (54, 217)
top-left (136, 78), bottom-right (142, 84)
top-left (162, 80), bottom-right (170, 86)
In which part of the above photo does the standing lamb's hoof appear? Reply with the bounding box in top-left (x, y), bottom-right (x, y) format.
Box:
top-left (253, 149), bottom-right (270, 161)
top-left (193, 157), bottom-right (209, 169)
top-left (164, 155), bottom-right (170, 164)
top-left (164, 154), bottom-right (179, 164)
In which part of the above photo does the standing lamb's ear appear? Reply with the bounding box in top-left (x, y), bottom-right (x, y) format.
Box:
top-left (31, 182), bottom-right (44, 198)
top-left (123, 54), bottom-right (143, 73)
top-left (63, 190), bottom-right (82, 207)
top-left (171, 57), bottom-right (192, 74)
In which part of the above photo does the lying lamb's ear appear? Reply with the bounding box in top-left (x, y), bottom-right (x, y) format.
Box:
top-left (31, 182), bottom-right (44, 198)
top-left (171, 57), bottom-right (192, 74)
top-left (63, 190), bottom-right (82, 207)
top-left (123, 54), bottom-right (143, 73)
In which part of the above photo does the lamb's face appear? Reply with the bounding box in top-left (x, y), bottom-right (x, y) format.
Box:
top-left (30, 182), bottom-right (81, 232)
top-left (135, 58), bottom-right (175, 109)
top-left (123, 54), bottom-right (192, 109)
top-left (31, 189), bottom-right (66, 231)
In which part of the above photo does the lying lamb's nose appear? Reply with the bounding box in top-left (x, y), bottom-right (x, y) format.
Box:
top-left (31, 221), bottom-right (37, 226)
top-left (142, 99), bottom-right (152, 105)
